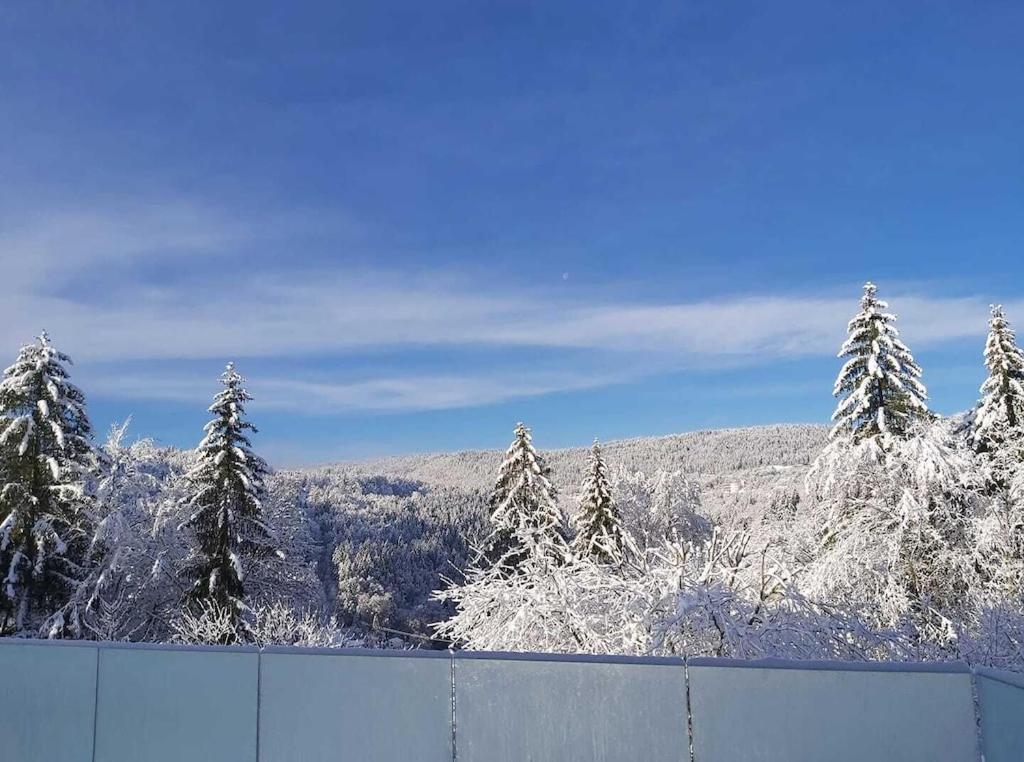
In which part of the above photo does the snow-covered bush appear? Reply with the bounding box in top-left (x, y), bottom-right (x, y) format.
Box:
top-left (171, 599), bottom-right (359, 648)
top-left (801, 416), bottom-right (982, 646)
top-left (435, 527), bottom-right (907, 662)
top-left (612, 469), bottom-right (710, 550)
top-left (76, 422), bottom-right (192, 642)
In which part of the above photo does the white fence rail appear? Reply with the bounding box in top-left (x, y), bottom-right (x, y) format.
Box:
top-left (1, 639), bottom-right (1020, 761)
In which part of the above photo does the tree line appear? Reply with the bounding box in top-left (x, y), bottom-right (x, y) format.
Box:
top-left (0, 344), bottom-right (280, 642)
top-left (4, 281), bottom-right (1024, 667)
top-left (434, 283), bottom-right (1024, 666)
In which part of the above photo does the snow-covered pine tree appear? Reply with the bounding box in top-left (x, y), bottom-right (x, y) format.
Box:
top-left (485, 423), bottom-right (568, 570)
top-left (0, 332), bottom-right (96, 636)
top-left (970, 307), bottom-right (1024, 602)
top-left (831, 282), bottom-right (929, 444)
top-left (972, 305), bottom-right (1024, 452)
top-left (179, 363), bottom-right (277, 635)
top-left (572, 441), bottom-right (625, 564)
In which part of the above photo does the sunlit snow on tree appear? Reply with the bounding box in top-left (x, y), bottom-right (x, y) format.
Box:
top-left (830, 282), bottom-right (929, 445)
top-left (972, 304), bottom-right (1024, 452)
top-left (1, 282), bottom-right (1024, 669)
top-left (179, 363), bottom-right (278, 638)
top-left (572, 441), bottom-right (626, 565)
top-left (0, 332), bottom-right (96, 637)
top-left (485, 423), bottom-right (568, 572)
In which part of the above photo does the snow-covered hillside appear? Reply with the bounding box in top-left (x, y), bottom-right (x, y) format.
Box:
top-left (268, 424), bottom-right (825, 643)
top-left (7, 288), bottom-right (1023, 672)
top-left (331, 423), bottom-right (827, 522)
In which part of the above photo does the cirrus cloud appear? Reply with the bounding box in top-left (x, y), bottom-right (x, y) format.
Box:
top-left (1, 201), bottom-right (1018, 412)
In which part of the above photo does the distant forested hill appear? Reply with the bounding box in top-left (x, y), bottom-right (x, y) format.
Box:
top-left (327, 423), bottom-right (828, 520)
top-left (287, 424), bottom-right (826, 642)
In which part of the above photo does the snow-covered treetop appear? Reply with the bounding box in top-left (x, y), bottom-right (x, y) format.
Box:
top-left (488, 422), bottom-right (567, 563)
top-left (830, 282), bottom-right (929, 444)
top-left (203, 362), bottom-right (253, 431)
top-left (189, 361), bottom-right (268, 509)
top-left (0, 331), bottom-right (93, 471)
top-left (491, 423), bottom-right (558, 518)
top-left (579, 441), bottom-right (612, 513)
top-left (572, 441), bottom-right (625, 564)
top-left (972, 305), bottom-right (1024, 450)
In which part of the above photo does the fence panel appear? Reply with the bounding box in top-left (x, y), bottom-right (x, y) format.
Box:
top-left (454, 653), bottom-right (689, 762)
top-left (976, 669), bottom-right (1024, 762)
top-left (688, 660), bottom-right (978, 762)
top-left (8, 638), bottom-right (1021, 761)
top-left (258, 648), bottom-right (453, 762)
top-left (93, 645), bottom-right (259, 762)
top-left (0, 641), bottom-right (98, 762)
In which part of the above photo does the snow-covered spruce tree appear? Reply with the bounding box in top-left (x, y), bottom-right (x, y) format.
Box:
top-left (484, 423), bottom-right (568, 570)
top-left (805, 286), bottom-right (980, 648)
top-left (179, 363), bottom-right (277, 637)
top-left (972, 305), bottom-right (1024, 453)
top-left (0, 332), bottom-right (96, 637)
top-left (572, 441), bottom-right (625, 564)
top-left (967, 308), bottom-right (1024, 605)
top-left (830, 282), bottom-right (929, 445)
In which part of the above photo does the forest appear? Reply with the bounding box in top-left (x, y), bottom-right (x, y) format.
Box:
top-left (2, 282), bottom-right (1024, 671)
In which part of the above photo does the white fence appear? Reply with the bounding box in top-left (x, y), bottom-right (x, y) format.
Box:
top-left (1, 639), bottom-right (1020, 761)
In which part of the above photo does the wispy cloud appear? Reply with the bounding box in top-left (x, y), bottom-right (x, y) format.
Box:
top-left (3, 201), bottom-right (1020, 412)
top-left (0, 201), bottom-right (245, 287)
top-left (83, 368), bottom-right (633, 413)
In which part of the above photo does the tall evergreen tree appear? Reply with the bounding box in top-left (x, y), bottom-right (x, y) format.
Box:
top-left (572, 441), bottom-right (625, 564)
top-left (180, 363), bottom-right (276, 632)
top-left (486, 423), bottom-right (567, 570)
top-left (970, 306), bottom-right (1024, 595)
top-left (0, 333), bottom-right (95, 636)
top-left (972, 305), bottom-right (1024, 452)
top-left (831, 282), bottom-right (929, 444)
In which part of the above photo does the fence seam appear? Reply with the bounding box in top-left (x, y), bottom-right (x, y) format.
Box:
top-left (90, 645), bottom-right (100, 762)
top-left (450, 652), bottom-right (458, 762)
top-left (969, 670), bottom-right (985, 762)
top-left (255, 650), bottom-right (263, 762)
top-left (684, 657), bottom-right (695, 762)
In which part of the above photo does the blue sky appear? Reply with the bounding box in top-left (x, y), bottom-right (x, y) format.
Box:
top-left (1, 1), bottom-right (1022, 465)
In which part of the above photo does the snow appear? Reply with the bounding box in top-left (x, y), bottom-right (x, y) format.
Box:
top-left (0, 292), bottom-right (1023, 676)
top-left (429, 292), bottom-right (1024, 670)
top-left (831, 282), bottom-right (929, 443)
top-left (972, 305), bottom-right (1024, 450)
top-left (572, 441), bottom-right (626, 564)
top-left (0, 333), bottom-right (95, 637)
top-left (177, 363), bottom-right (277, 632)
